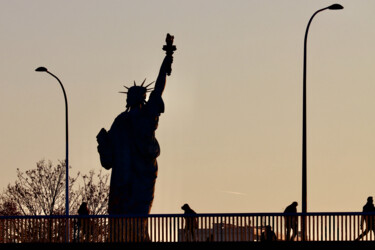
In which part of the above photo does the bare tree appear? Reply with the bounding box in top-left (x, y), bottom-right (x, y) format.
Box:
top-left (0, 200), bottom-right (21, 216)
top-left (0, 159), bottom-right (110, 217)
top-left (0, 160), bottom-right (110, 243)
top-left (1, 159), bottom-right (79, 216)
top-left (76, 169), bottom-right (109, 215)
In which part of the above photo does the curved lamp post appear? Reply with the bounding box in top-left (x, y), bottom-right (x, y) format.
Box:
top-left (35, 66), bottom-right (69, 241)
top-left (302, 3), bottom-right (343, 240)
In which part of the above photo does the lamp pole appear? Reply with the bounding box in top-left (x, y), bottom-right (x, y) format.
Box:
top-left (35, 66), bottom-right (69, 241)
top-left (302, 3), bottom-right (343, 240)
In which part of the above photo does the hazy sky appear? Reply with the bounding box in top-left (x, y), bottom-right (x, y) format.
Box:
top-left (1, 0), bottom-right (375, 214)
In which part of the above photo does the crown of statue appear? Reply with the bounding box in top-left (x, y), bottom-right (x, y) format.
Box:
top-left (119, 78), bottom-right (154, 95)
top-left (119, 79), bottom-right (154, 108)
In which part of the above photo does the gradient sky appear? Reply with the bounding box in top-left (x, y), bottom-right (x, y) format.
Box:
top-left (1, 0), bottom-right (375, 215)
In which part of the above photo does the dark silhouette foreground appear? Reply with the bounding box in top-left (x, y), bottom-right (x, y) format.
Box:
top-left (74, 202), bottom-right (90, 242)
top-left (284, 201), bottom-right (298, 241)
top-left (181, 204), bottom-right (198, 242)
top-left (355, 196), bottom-right (375, 241)
top-left (261, 225), bottom-right (277, 242)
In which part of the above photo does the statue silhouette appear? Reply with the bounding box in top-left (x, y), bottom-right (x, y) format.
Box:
top-left (97, 34), bottom-right (176, 217)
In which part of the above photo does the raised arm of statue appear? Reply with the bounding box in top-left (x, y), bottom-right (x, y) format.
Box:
top-left (153, 56), bottom-right (173, 96)
top-left (153, 34), bottom-right (176, 97)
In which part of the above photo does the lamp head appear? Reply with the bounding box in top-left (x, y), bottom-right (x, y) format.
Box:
top-left (35, 67), bottom-right (48, 72)
top-left (328, 4), bottom-right (343, 10)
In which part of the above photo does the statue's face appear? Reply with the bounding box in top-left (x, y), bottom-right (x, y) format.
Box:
top-left (126, 86), bottom-right (146, 108)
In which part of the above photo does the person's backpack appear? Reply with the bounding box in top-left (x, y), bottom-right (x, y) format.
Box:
top-left (96, 128), bottom-right (113, 170)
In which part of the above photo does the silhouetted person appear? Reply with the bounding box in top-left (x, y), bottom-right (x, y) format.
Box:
top-left (261, 225), bottom-right (277, 242)
top-left (97, 34), bottom-right (175, 241)
top-left (75, 202), bottom-right (90, 242)
top-left (181, 204), bottom-right (198, 242)
top-left (355, 196), bottom-right (375, 241)
top-left (284, 201), bottom-right (298, 241)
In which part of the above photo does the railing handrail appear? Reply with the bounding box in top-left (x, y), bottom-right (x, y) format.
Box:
top-left (1, 211), bottom-right (375, 243)
top-left (1, 211), bottom-right (374, 219)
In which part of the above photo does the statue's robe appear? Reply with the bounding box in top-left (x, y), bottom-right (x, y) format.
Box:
top-left (107, 91), bottom-right (164, 215)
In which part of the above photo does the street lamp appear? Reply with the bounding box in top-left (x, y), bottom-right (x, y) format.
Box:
top-left (35, 66), bottom-right (70, 240)
top-left (302, 3), bottom-right (343, 239)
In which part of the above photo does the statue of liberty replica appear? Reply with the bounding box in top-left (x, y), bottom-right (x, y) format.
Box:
top-left (97, 34), bottom-right (176, 241)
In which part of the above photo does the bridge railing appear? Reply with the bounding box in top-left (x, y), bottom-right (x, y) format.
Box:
top-left (0, 212), bottom-right (374, 243)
